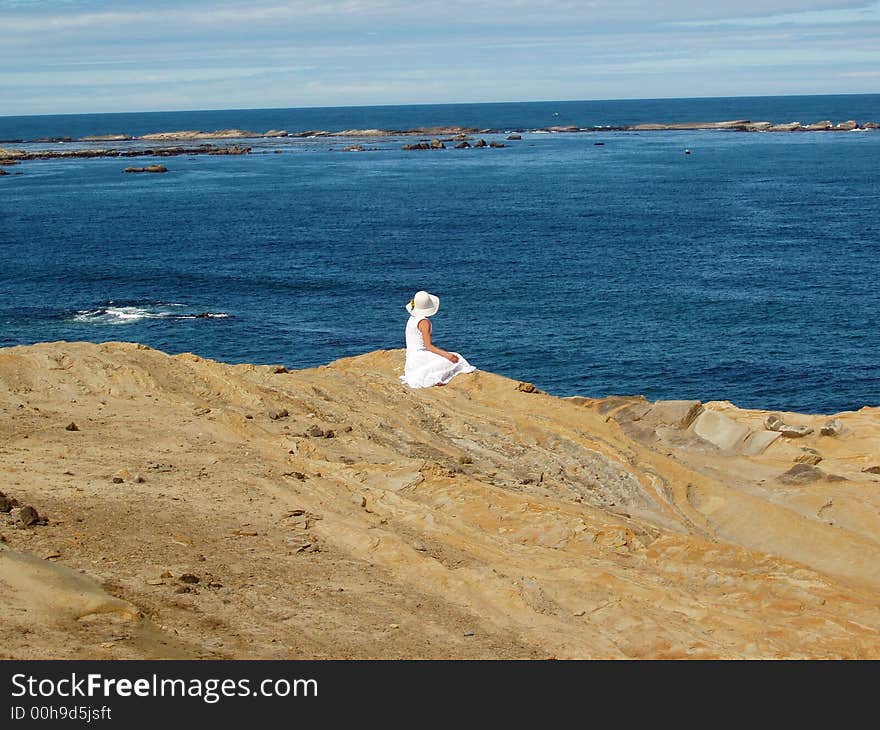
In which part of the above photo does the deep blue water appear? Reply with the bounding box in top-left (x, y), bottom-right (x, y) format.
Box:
top-left (1, 96), bottom-right (879, 413)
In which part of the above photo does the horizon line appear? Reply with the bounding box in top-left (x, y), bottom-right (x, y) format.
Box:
top-left (2, 91), bottom-right (878, 120)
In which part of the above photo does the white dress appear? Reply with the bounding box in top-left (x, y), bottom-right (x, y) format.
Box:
top-left (400, 316), bottom-right (476, 388)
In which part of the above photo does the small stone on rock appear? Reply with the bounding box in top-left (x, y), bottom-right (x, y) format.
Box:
top-left (764, 414), bottom-right (784, 431)
top-left (15, 505), bottom-right (41, 527)
top-left (779, 463), bottom-right (823, 484)
top-left (821, 419), bottom-right (843, 437)
top-left (780, 425), bottom-right (814, 438)
top-left (0, 491), bottom-right (19, 513)
top-left (65, 422), bottom-right (79, 431)
top-left (179, 573), bottom-right (200, 584)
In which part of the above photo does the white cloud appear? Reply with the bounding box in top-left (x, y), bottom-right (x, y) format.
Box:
top-left (3, 1), bottom-right (876, 31)
top-left (1, 1), bottom-right (878, 113)
top-left (0, 64), bottom-right (317, 88)
top-left (0, 1), bottom-right (394, 31)
top-left (672, 0), bottom-right (880, 26)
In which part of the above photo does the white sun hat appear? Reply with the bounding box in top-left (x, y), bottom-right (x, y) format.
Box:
top-left (405, 290), bottom-right (440, 317)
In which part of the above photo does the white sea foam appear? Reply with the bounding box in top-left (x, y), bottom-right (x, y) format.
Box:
top-left (72, 304), bottom-right (229, 325)
top-left (73, 306), bottom-right (164, 324)
top-left (176, 312), bottom-right (230, 319)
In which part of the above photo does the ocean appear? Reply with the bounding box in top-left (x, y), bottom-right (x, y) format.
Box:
top-left (1, 95), bottom-right (878, 413)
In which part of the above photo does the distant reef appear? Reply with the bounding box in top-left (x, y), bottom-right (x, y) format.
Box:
top-left (3, 118), bottom-right (879, 145)
top-left (0, 143), bottom-right (251, 164)
top-left (1, 119), bottom-right (877, 169)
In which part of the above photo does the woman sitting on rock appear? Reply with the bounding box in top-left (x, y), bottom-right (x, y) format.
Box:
top-left (400, 290), bottom-right (476, 388)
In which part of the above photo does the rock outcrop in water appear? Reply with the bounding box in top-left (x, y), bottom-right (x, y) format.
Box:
top-left (1, 341), bottom-right (878, 659)
top-left (0, 144), bottom-right (251, 166)
top-left (138, 129), bottom-right (284, 141)
top-left (1, 118), bottom-right (876, 172)
top-left (123, 164), bottom-right (168, 174)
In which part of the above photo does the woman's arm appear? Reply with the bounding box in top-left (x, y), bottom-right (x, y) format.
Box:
top-left (418, 319), bottom-right (459, 363)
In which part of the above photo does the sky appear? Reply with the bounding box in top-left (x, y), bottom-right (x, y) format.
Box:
top-left (1, 0), bottom-right (878, 115)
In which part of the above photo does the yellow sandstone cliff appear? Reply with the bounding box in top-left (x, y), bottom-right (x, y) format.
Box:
top-left (1, 341), bottom-right (878, 659)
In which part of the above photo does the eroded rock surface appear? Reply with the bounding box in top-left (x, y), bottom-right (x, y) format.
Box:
top-left (0, 342), bottom-right (878, 659)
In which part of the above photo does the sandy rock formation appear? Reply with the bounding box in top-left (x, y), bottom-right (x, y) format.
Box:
top-left (336, 129), bottom-right (395, 137)
top-left (0, 342), bottom-right (878, 659)
top-left (80, 134), bottom-right (134, 142)
top-left (769, 122), bottom-right (803, 132)
top-left (629, 120), bottom-right (753, 131)
top-left (138, 129), bottom-right (266, 141)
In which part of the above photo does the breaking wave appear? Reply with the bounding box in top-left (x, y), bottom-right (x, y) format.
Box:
top-left (71, 302), bottom-right (230, 325)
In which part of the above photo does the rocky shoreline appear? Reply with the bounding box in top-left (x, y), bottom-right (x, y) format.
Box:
top-left (1, 341), bottom-right (879, 659)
